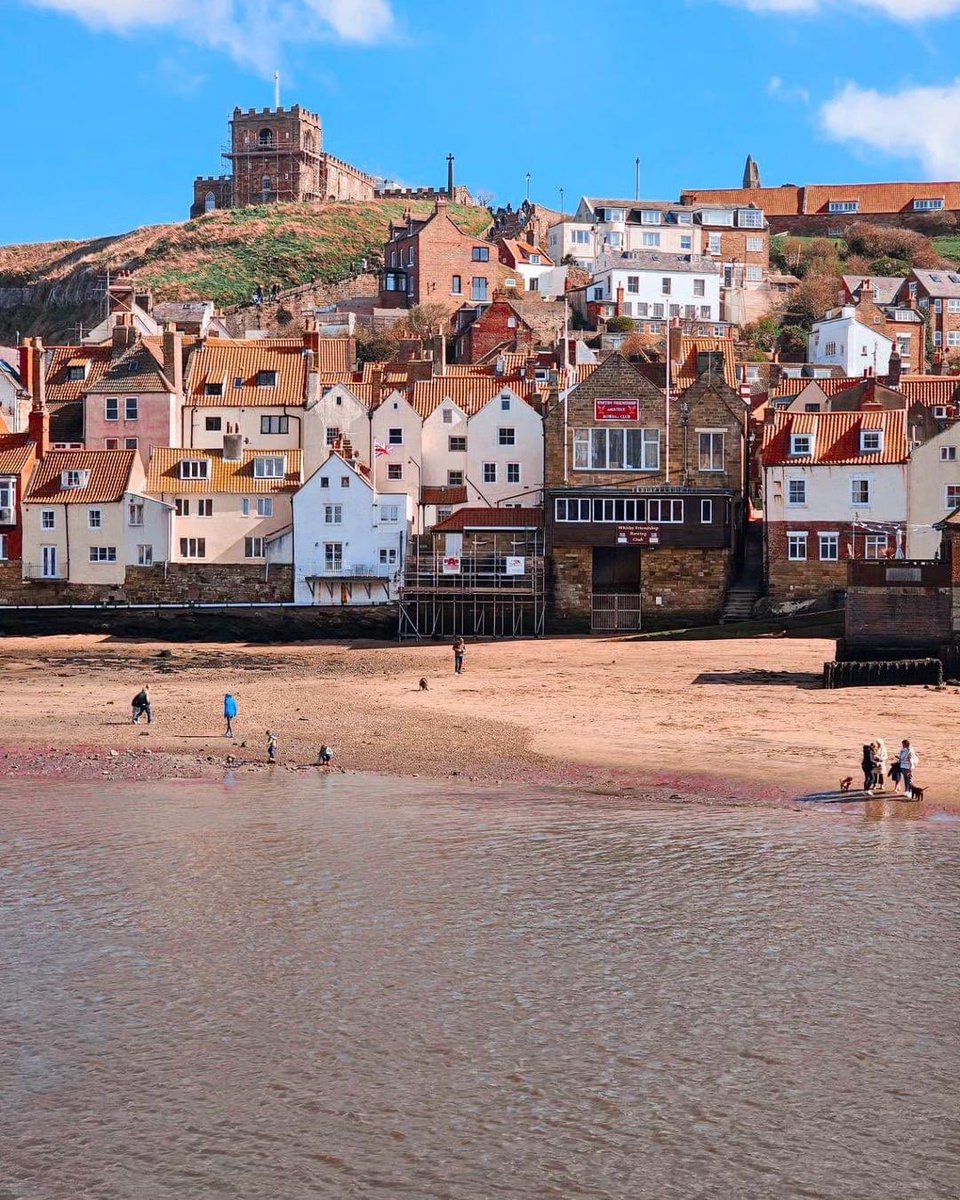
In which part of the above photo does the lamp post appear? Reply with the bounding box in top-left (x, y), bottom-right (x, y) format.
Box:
top-left (525, 172), bottom-right (531, 203)
top-left (559, 186), bottom-right (564, 215)
top-left (679, 399), bottom-right (691, 486)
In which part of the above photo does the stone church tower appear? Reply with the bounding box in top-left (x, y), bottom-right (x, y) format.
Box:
top-left (227, 105), bottom-right (324, 207)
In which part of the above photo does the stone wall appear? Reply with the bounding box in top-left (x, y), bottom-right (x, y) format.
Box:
top-left (548, 545), bottom-right (732, 631)
top-left (0, 603), bottom-right (398, 643)
top-left (0, 562), bottom-right (293, 607)
top-left (845, 585), bottom-right (951, 655)
top-left (767, 521), bottom-right (848, 601)
top-left (221, 274), bottom-right (379, 337)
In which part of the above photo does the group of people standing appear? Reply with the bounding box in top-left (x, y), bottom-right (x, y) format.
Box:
top-left (861, 738), bottom-right (920, 798)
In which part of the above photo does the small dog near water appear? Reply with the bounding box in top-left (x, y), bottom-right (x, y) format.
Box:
top-left (839, 777), bottom-right (853, 794)
top-left (909, 785), bottom-right (925, 802)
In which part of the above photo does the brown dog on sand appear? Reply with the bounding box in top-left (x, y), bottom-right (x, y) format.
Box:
top-left (839, 777), bottom-right (854, 793)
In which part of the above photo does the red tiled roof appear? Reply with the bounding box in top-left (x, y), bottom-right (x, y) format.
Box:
top-left (674, 337), bottom-right (738, 388)
top-left (410, 377), bottom-right (541, 419)
top-left (0, 433), bottom-right (35, 476)
top-left (44, 346), bottom-right (111, 404)
top-left (25, 451), bottom-right (137, 504)
top-left (422, 485), bottom-right (467, 505)
top-left (146, 448), bottom-right (301, 494)
top-left (761, 409), bottom-right (909, 466)
top-left (900, 376), bottom-right (960, 406)
top-left (432, 506), bottom-right (543, 531)
top-left (185, 339), bottom-right (308, 407)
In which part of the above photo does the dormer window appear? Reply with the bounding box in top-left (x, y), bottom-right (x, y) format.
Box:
top-left (913, 199), bottom-right (944, 212)
top-left (256, 370), bottom-right (278, 388)
top-left (789, 434), bottom-right (813, 457)
top-left (67, 365), bottom-right (87, 381)
top-left (253, 456), bottom-right (285, 478)
top-left (860, 430), bottom-right (883, 454)
top-left (204, 382), bottom-right (224, 397)
top-left (180, 459), bottom-right (210, 480)
top-left (828, 200), bottom-right (859, 214)
top-left (529, 254), bottom-right (540, 265)
top-left (640, 210), bottom-right (661, 225)
top-left (61, 469), bottom-right (90, 489)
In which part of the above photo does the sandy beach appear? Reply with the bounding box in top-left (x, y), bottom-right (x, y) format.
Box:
top-left (0, 632), bottom-right (953, 812)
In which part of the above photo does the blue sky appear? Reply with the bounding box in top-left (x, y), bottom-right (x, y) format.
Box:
top-left (4, 0), bottom-right (960, 245)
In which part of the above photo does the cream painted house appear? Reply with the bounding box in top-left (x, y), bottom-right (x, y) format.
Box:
top-left (146, 438), bottom-right (300, 565)
top-left (21, 450), bottom-right (171, 585)
top-left (906, 416), bottom-right (960, 558)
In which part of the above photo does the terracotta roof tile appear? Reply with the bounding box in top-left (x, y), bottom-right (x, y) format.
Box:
top-left (25, 451), bottom-right (137, 504)
top-left (761, 409), bottom-right (908, 466)
top-left (44, 346), bottom-right (111, 404)
top-left (0, 434), bottom-right (36, 476)
top-left (185, 340), bottom-right (308, 408)
top-left (146, 448), bottom-right (302, 494)
top-left (431, 506), bottom-right (543, 531)
top-left (85, 339), bottom-right (174, 395)
top-left (410, 377), bottom-right (540, 419)
top-left (421, 485), bottom-right (467, 505)
top-left (674, 337), bottom-right (738, 388)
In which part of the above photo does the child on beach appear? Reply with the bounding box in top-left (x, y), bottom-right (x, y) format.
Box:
top-left (266, 730), bottom-right (278, 763)
top-left (224, 694), bottom-right (237, 738)
top-left (317, 744), bottom-right (333, 767)
top-left (453, 636), bottom-right (466, 675)
top-left (131, 685), bottom-right (152, 725)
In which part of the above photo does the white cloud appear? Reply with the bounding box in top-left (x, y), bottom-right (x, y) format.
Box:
top-left (728, 0), bottom-right (960, 18)
top-left (23, 0), bottom-right (396, 71)
top-left (821, 79), bottom-right (960, 177)
top-left (768, 75), bottom-right (810, 104)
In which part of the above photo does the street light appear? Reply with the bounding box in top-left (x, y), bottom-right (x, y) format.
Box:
top-left (525, 172), bottom-right (531, 202)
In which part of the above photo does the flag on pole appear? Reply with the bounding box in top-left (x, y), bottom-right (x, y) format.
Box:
top-left (374, 441), bottom-right (390, 457)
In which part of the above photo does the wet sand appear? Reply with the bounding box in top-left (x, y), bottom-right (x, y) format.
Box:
top-left (0, 634), bottom-right (952, 811)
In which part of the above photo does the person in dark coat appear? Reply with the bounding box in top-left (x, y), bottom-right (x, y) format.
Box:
top-left (861, 743), bottom-right (879, 794)
top-left (131, 685), bottom-right (152, 724)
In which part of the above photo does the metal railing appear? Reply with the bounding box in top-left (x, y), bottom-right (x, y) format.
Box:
top-left (23, 564), bottom-right (64, 581)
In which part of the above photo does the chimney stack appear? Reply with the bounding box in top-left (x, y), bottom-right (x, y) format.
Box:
top-left (112, 314), bottom-right (137, 352)
top-left (886, 349), bottom-right (903, 390)
top-left (18, 337), bottom-right (46, 411)
top-left (161, 323), bottom-right (184, 397)
top-left (615, 287), bottom-right (625, 317)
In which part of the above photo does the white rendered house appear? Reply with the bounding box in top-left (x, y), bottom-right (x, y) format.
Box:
top-left (808, 307), bottom-right (894, 377)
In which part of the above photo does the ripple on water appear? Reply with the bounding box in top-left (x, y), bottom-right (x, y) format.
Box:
top-left (0, 776), bottom-right (958, 1200)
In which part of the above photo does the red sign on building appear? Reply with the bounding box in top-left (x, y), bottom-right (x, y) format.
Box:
top-left (595, 399), bottom-right (639, 422)
top-left (616, 524), bottom-right (661, 546)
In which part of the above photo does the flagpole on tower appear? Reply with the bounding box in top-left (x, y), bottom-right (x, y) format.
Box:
top-left (274, 71), bottom-right (281, 108)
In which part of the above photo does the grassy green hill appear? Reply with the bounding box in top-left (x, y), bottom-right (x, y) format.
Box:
top-left (0, 200), bottom-right (492, 341)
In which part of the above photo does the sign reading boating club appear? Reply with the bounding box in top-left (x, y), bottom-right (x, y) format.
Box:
top-left (616, 524), bottom-right (660, 546)
top-left (595, 399), bottom-right (639, 422)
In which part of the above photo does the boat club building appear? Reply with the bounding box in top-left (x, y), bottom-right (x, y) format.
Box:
top-left (544, 354), bottom-right (748, 630)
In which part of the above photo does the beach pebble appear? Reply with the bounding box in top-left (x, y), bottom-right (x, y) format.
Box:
top-left (109, 749), bottom-right (119, 758)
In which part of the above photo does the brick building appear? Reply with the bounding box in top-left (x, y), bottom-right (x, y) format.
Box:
top-left (909, 269), bottom-right (960, 365)
top-left (761, 408), bottom-right (910, 602)
top-left (191, 105), bottom-right (376, 217)
top-left (544, 353), bottom-right (747, 630)
top-left (681, 171), bottom-right (960, 236)
top-left (380, 197), bottom-right (518, 314)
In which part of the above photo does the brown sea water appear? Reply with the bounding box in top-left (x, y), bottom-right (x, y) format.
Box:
top-left (1, 776), bottom-right (958, 1199)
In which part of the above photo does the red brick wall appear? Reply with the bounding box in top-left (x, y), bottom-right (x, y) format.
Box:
top-left (381, 206), bottom-right (517, 315)
top-left (767, 520), bottom-right (854, 600)
top-left (462, 301), bottom-right (535, 363)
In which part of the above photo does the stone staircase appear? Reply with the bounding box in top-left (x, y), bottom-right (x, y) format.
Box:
top-left (721, 522), bottom-right (763, 623)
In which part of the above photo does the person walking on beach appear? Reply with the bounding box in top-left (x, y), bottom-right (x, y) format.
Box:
top-left (453, 636), bottom-right (466, 675)
top-left (861, 743), bottom-right (880, 795)
top-left (224, 693), bottom-right (238, 738)
top-left (131, 685), bottom-right (152, 725)
top-left (266, 730), bottom-right (278, 763)
top-left (898, 739), bottom-right (919, 798)
top-left (317, 744), bottom-right (333, 767)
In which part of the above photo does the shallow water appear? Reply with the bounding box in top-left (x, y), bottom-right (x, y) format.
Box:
top-left (0, 776), bottom-right (958, 1200)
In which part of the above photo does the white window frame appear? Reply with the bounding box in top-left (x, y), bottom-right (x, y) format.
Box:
top-left (700, 499), bottom-right (713, 523)
top-left (180, 459), bottom-right (210, 480)
top-left (819, 532), bottom-right (839, 561)
top-left (125, 397), bottom-right (139, 421)
top-left (787, 479), bottom-right (806, 507)
top-left (498, 427), bottom-right (516, 446)
top-left (244, 537), bottom-right (265, 559)
top-left (789, 434), bottom-right (813, 457)
top-left (945, 485), bottom-right (960, 511)
top-left (41, 509), bottom-right (55, 530)
top-left (88, 546), bottom-right (117, 563)
top-left (506, 463), bottom-right (521, 485)
top-left (698, 431), bottom-right (725, 473)
top-left (324, 503), bottom-right (343, 525)
top-left (136, 544), bottom-right (153, 566)
top-left (253, 457), bottom-right (285, 479)
top-left (860, 430), bottom-right (882, 454)
top-left (787, 532), bottom-right (808, 561)
top-left (87, 508), bottom-right (102, 529)
top-left (482, 462), bottom-right (497, 484)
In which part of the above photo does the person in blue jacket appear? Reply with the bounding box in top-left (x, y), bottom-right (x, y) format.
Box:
top-left (224, 693), bottom-right (238, 738)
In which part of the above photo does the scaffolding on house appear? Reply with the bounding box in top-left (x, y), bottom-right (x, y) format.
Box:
top-left (398, 529), bottom-right (546, 639)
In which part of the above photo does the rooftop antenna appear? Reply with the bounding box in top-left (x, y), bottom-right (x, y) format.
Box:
top-left (274, 70), bottom-right (281, 109)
